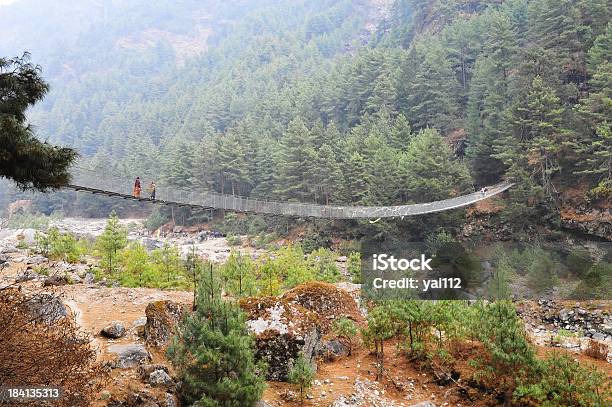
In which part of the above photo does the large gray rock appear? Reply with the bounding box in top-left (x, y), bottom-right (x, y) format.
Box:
top-left (68, 272), bottom-right (81, 283)
top-left (0, 254), bottom-right (10, 270)
top-left (409, 402), bottom-right (437, 407)
top-left (108, 344), bottom-right (151, 368)
top-left (15, 268), bottom-right (40, 282)
top-left (319, 339), bottom-right (349, 361)
top-left (240, 297), bottom-right (322, 381)
top-left (24, 294), bottom-right (67, 324)
top-left (84, 272), bottom-right (95, 284)
top-left (101, 321), bottom-right (126, 339)
top-left (142, 238), bottom-right (164, 250)
top-left (42, 274), bottom-right (69, 286)
top-left (1, 245), bottom-right (18, 254)
top-left (19, 229), bottom-right (38, 245)
top-left (148, 369), bottom-right (173, 387)
top-left (165, 393), bottom-right (178, 407)
top-left (25, 255), bottom-right (47, 265)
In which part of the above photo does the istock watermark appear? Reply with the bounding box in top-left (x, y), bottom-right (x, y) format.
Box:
top-left (368, 252), bottom-right (461, 294)
top-left (360, 241), bottom-right (611, 301)
top-left (372, 254), bottom-right (433, 271)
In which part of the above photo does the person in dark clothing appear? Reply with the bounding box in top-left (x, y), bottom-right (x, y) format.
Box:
top-left (148, 181), bottom-right (156, 200)
top-left (133, 177), bottom-right (141, 198)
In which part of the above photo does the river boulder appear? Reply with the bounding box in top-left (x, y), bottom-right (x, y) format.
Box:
top-left (144, 300), bottom-right (185, 348)
top-left (240, 296), bottom-right (322, 381)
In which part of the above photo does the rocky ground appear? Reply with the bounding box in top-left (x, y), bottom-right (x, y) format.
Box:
top-left (1, 218), bottom-right (611, 407)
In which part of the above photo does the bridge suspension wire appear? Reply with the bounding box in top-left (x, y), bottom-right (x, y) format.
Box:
top-left (66, 164), bottom-right (513, 219)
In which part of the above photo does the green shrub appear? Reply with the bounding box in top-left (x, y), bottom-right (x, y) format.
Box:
top-left (150, 244), bottom-right (183, 286)
top-left (255, 255), bottom-right (282, 296)
top-left (219, 213), bottom-right (268, 236)
top-left (514, 353), bottom-right (611, 406)
top-left (168, 268), bottom-right (266, 406)
top-left (288, 353), bottom-right (315, 404)
top-left (119, 242), bottom-right (152, 287)
top-left (221, 251), bottom-right (256, 297)
top-left (274, 245), bottom-right (314, 288)
top-left (586, 179), bottom-right (612, 203)
top-left (33, 266), bottom-right (49, 276)
top-left (96, 211), bottom-right (127, 273)
top-left (42, 227), bottom-right (82, 263)
top-left (337, 240), bottom-right (360, 256)
top-left (471, 301), bottom-right (537, 400)
top-left (525, 247), bottom-right (559, 294)
top-left (572, 262), bottom-right (612, 299)
top-left (332, 318), bottom-right (358, 356)
top-left (307, 247), bottom-right (341, 283)
top-left (301, 233), bottom-right (332, 254)
top-left (7, 212), bottom-right (49, 229)
top-left (566, 248), bottom-right (593, 278)
top-left (252, 233), bottom-right (279, 250)
top-left (227, 234), bottom-right (242, 246)
top-left (347, 251), bottom-right (361, 283)
top-left (144, 208), bottom-right (167, 231)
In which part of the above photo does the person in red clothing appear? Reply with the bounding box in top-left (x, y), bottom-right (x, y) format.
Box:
top-left (133, 176), bottom-right (141, 198)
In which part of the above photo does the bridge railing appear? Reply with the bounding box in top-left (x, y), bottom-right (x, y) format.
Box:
top-left (68, 165), bottom-right (512, 219)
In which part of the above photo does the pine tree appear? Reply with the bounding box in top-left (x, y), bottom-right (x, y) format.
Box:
top-left (513, 75), bottom-right (570, 198)
top-left (473, 301), bottom-right (537, 402)
top-left (400, 128), bottom-right (471, 203)
top-left (573, 25), bottom-right (612, 184)
top-left (256, 256), bottom-right (282, 296)
top-left (488, 254), bottom-right (512, 300)
top-left (312, 144), bottom-right (343, 204)
top-left (366, 59), bottom-right (398, 114)
top-left (192, 136), bottom-right (220, 192)
top-left (221, 251), bottom-right (256, 297)
top-left (120, 242), bottom-right (150, 286)
top-left (215, 130), bottom-right (250, 196)
top-left (388, 113), bottom-right (412, 150)
top-left (466, 12), bottom-right (518, 184)
top-left (96, 211), bottom-right (128, 273)
top-left (443, 18), bottom-right (480, 108)
top-left (160, 136), bottom-right (195, 189)
top-left (332, 318), bottom-right (358, 356)
top-left (275, 118), bottom-right (315, 201)
top-left (363, 306), bottom-right (394, 380)
top-left (343, 152), bottom-right (369, 204)
top-left (288, 353), bottom-right (315, 405)
top-left (364, 145), bottom-right (400, 205)
top-left (250, 137), bottom-right (279, 199)
top-left (168, 265), bottom-right (266, 407)
top-left (0, 54), bottom-right (77, 190)
top-left (151, 244), bottom-right (182, 284)
top-left (528, 0), bottom-right (588, 86)
top-left (573, 123), bottom-right (612, 183)
top-left (399, 38), bottom-right (460, 133)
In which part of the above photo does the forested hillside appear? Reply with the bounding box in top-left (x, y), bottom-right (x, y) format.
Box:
top-left (1, 0), bottom-right (610, 238)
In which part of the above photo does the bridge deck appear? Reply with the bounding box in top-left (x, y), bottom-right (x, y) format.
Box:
top-left (66, 170), bottom-right (512, 219)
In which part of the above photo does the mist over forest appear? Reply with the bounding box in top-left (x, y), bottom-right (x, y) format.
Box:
top-left (1, 0), bottom-right (610, 240)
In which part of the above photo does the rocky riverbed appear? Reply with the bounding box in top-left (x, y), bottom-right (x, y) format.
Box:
top-left (1, 217), bottom-right (610, 406)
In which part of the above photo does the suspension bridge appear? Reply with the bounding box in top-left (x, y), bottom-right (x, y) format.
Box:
top-left (66, 166), bottom-right (513, 219)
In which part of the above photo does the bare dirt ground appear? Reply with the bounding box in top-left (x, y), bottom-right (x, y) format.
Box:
top-left (1, 220), bottom-right (610, 406)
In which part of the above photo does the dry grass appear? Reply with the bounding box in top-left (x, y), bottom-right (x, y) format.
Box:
top-left (0, 287), bottom-right (104, 406)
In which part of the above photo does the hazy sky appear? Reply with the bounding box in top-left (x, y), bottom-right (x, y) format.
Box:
top-left (0, 0), bottom-right (19, 5)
